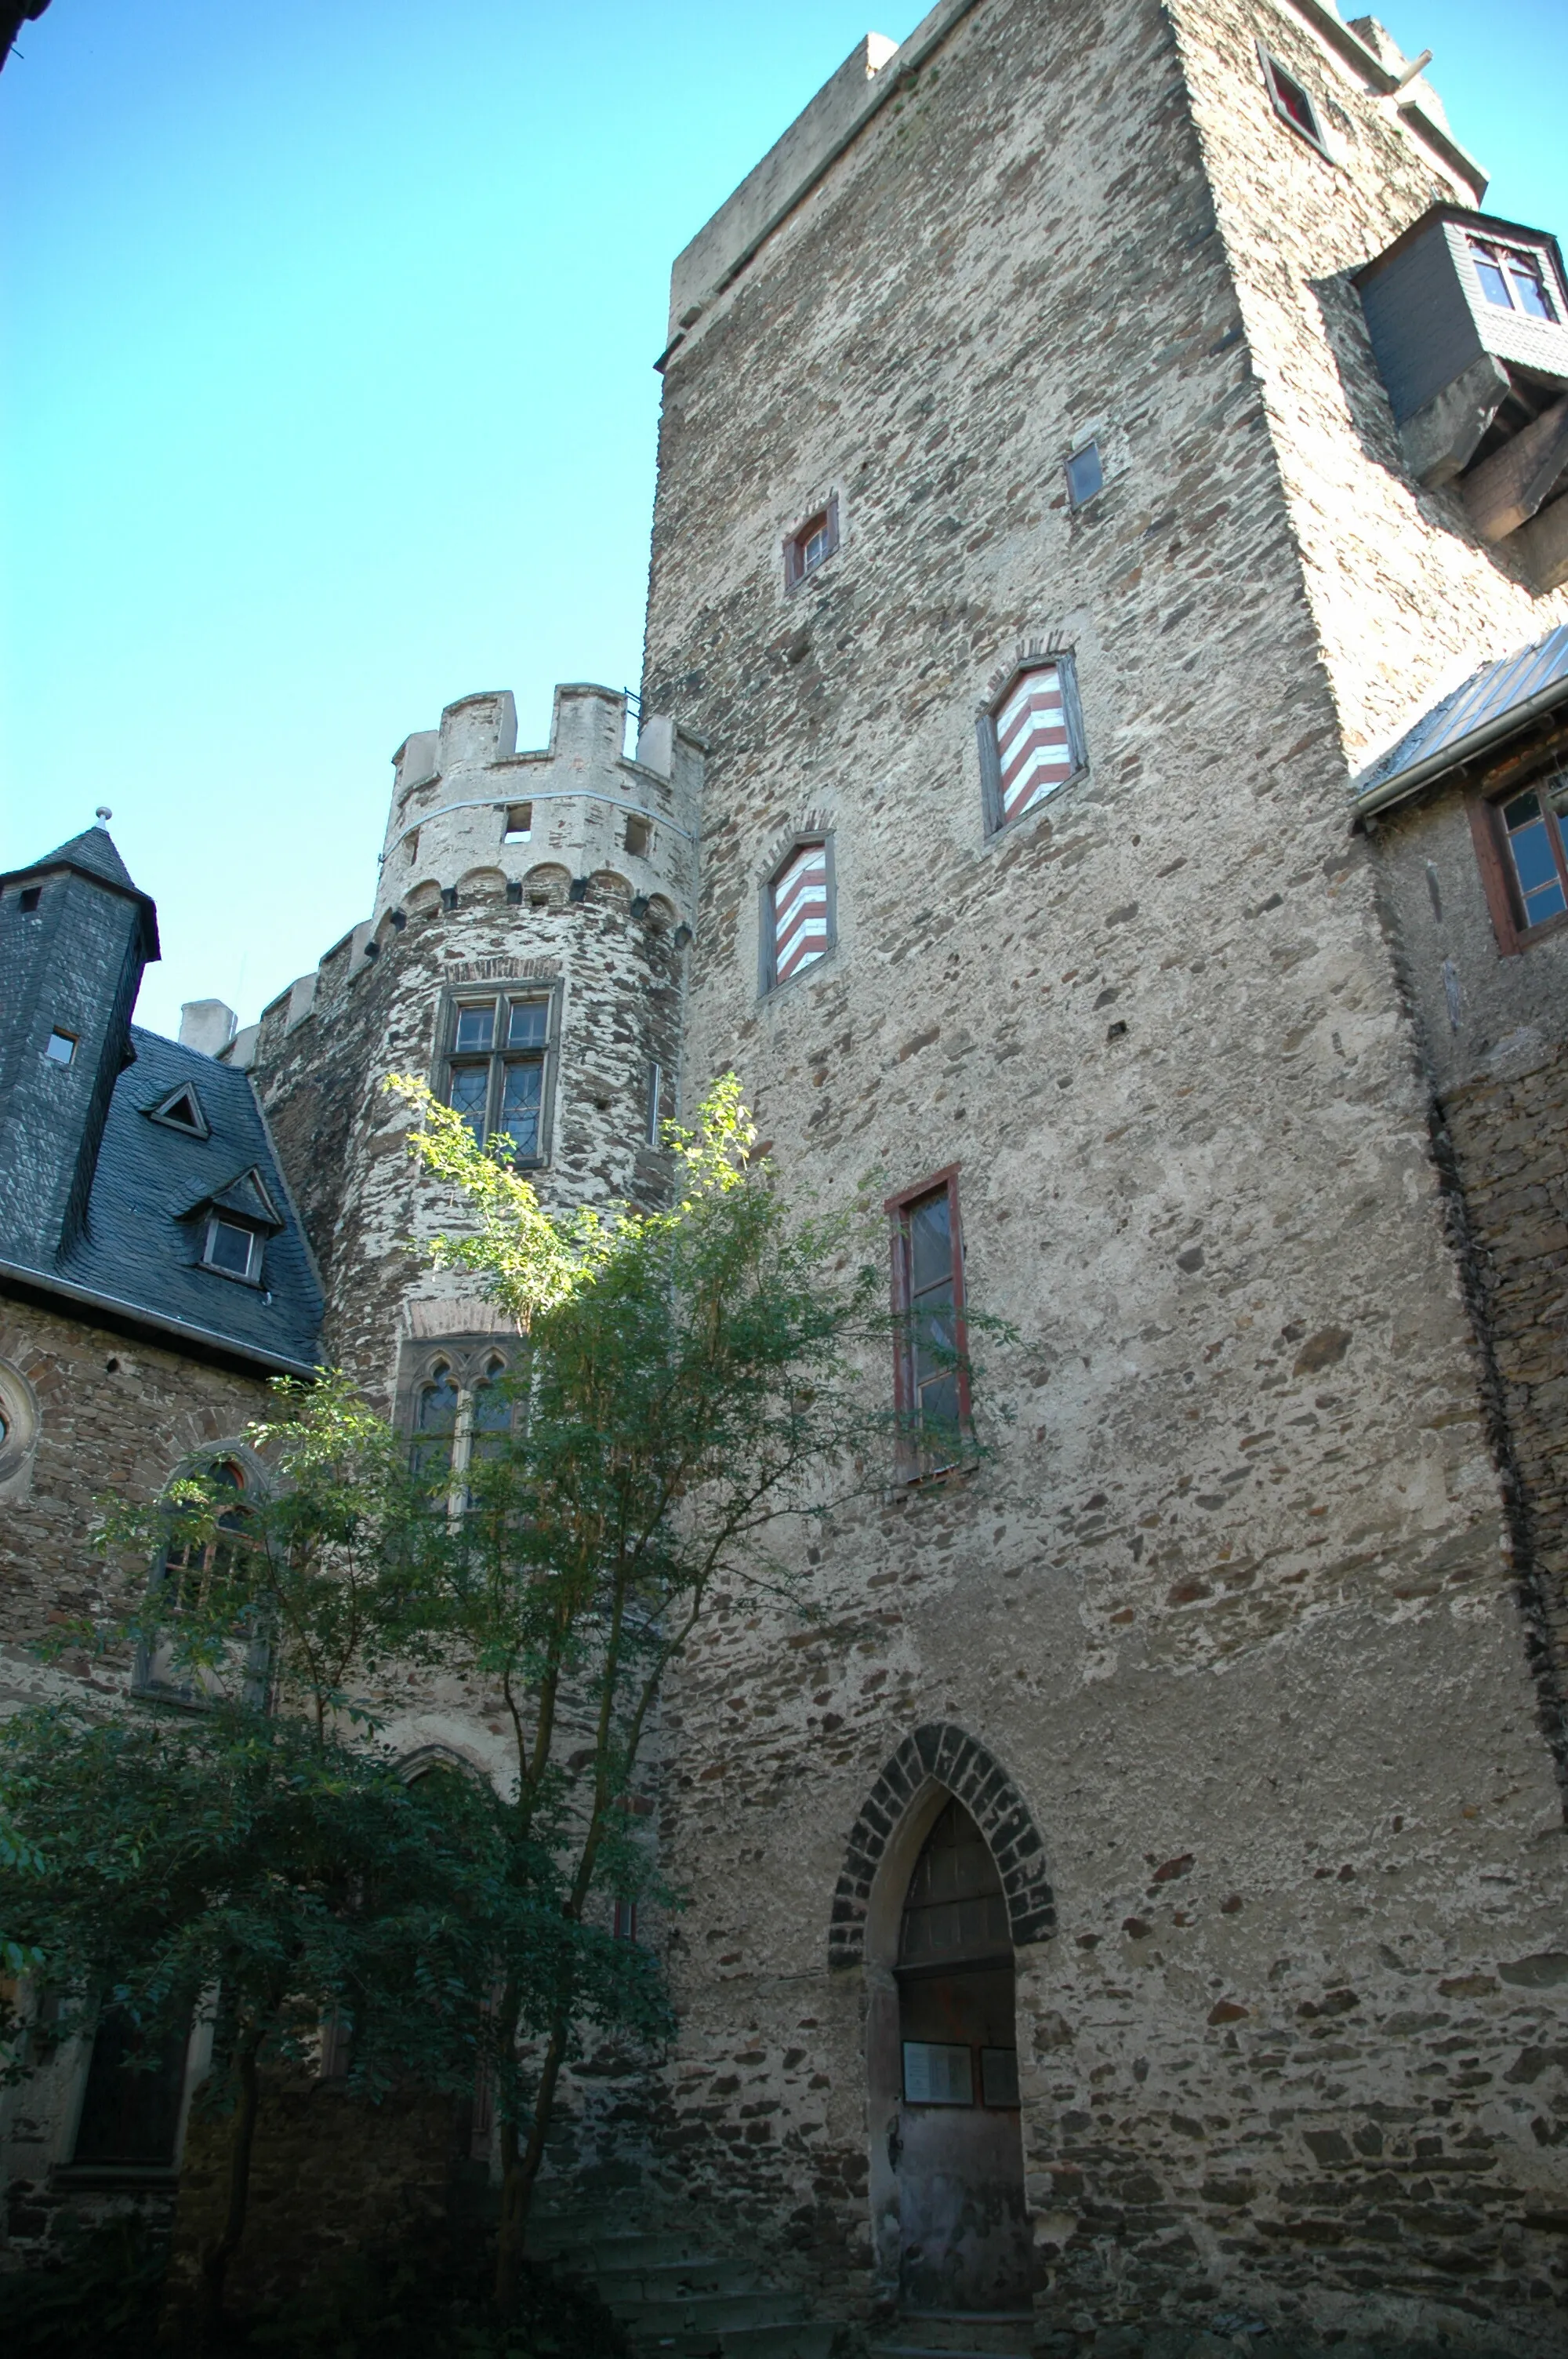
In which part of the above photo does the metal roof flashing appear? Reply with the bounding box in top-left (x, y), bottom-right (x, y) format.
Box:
top-left (1351, 623), bottom-right (1568, 818)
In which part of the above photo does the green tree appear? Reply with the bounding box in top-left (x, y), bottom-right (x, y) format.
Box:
top-left (381, 1075), bottom-right (926, 2309)
top-left (0, 1701), bottom-right (501, 2348)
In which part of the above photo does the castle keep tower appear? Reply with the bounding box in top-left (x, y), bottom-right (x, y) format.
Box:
top-left (244, 685), bottom-right (702, 1395)
top-left (634, 0), bottom-right (1568, 2346)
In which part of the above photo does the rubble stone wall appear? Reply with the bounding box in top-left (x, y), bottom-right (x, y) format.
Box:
top-left (636, 0), bottom-right (1568, 2343)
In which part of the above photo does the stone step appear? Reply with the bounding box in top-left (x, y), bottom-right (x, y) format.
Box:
top-left (597, 2257), bottom-right (755, 2300)
top-left (610, 2288), bottom-right (804, 2333)
top-left (637, 2324), bottom-right (837, 2359)
top-left (871, 2313), bottom-right (1036, 2359)
top-left (530, 2224), bottom-right (715, 2267)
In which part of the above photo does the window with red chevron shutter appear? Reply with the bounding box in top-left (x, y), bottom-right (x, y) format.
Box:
top-left (978, 656), bottom-right (1086, 835)
top-left (766, 838), bottom-right (833, 988)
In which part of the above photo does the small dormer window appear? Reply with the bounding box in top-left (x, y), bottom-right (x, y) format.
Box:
top-left (19, 886), bottom-right (41, 912)
top-left (204, 1216), bottom-right (261, 1282)
top-left (147, 1083), bottom-right (210, 1138)
top-left (1260, 49), bottom-right (1328, 156)
top-left (784, 497), bottom-right (840, 591)
top-left (1467, 236), bottom-right (1559, 323)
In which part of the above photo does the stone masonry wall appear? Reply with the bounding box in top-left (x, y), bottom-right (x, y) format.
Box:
top-left (1442, 1038), bottom-right (1568, 1722)
top-left (250, 871), bottom-right (686, 1404)
top-left (637, 0), bottom-right (1568, 2344)
top-left (0, 1292), bottom-right (275, 2261)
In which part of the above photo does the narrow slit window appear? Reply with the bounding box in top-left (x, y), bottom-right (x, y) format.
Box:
top-left (784, 496), bottom-right (840, 591)
top-left (888, 1171), bottom-right (969, 1473)
top-left (766, 840), bottom-right (833, 988)
top-left (646, 1061), bottom-right (663, 1146)
top-left (980, 658), bottom-right (1085, 833)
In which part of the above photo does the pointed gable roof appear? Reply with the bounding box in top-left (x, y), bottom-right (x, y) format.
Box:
top-left (180, 1165), bottom-right (285, 1233)
top-left (1, 823), bottom-right (160, 958)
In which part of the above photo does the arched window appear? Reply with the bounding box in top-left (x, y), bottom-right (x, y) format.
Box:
top-left (470, 1357), bottom-right (514, 1465)
top-left (413, 1365), bottom-right (460, 1483)
top-left (160, 1459), bottom-right (251, 1619)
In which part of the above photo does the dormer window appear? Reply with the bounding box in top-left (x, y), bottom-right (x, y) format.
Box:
top-left (147, 1083), bottom-right (210, 1137)
top-left (204, 1215), bottom-right (262, 1282)
top-left (784, 497), bottom-right (840, 591)
top-left (1468, 235), bottom-right (1559, 323)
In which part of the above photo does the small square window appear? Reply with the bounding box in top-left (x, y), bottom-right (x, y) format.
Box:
top-left (1261, 49), bottom-right (1328, 154)
top-left (19, 886), bottom-right (41, 912)
top-left (784, 496), bottom-right (840, 591)
top-left (624, 812), bottom-right (652, 859)
top-left (205, 1216), bottom-right (259, 1281)
top-left (44, 1030), bottom-right (76, 1065)
top-left (455, 1004), bottom-right (495, 1054)
top-left (1065, 441), bottom-right (1104, 507)
top-left (503, 804), bottom-right (532, 843)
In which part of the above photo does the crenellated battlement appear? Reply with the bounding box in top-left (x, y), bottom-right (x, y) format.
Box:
top-left (378, 682), bottom-right (702, 929)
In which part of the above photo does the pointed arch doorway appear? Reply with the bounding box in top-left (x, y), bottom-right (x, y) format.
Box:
top-left (882, 1795), bottom-right (1032, 2310)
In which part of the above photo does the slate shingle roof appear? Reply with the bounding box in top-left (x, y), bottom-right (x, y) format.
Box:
top-left (2, 825), bottom-right (161, 957)
top-left (31, 1027), bottom-right (322, 1374)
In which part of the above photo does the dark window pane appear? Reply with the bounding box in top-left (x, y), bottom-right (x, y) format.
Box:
top-left (73, 2007), bottom-right (190, 2167)
top-left (448, 1065), bottom-right (488, 1136)
top-left (455, 1005), bottom-right (495, 1053)
top-left (418, 1371), bottom-right (459, 1433)
top-left (507, 999), bottom-right (548, 1047)
top-left (981, 2047), bottom-right (1020, 2107)
top-left (909, 1192), bottom-right (953, 1296)
top-left (498, 1062), bottom-right (542, 1154)
top-left (1272, 67), bottom-right (1317, 135)
top-left (208, 1219), bottom-right (253, 1276)
top-left (916, 1369), bottom-right (960, 1431)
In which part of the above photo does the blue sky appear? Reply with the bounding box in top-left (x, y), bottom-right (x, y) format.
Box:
top-left (3, 0), bottom-right (1565, 1041)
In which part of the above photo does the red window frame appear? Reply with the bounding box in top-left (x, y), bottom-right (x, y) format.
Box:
top-left (886, 1166), bottom-right (971, 1475)
top-left (783, 494), bottom-right (840, 591)
top-left (1468, 769), bottom-right (1568, 958)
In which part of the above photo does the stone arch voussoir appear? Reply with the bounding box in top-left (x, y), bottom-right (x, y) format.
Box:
top-left (829, 1722), bottom-right (1054, 1971)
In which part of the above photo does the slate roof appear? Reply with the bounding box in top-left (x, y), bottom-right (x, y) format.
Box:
top-left (2, 824), bottom-right (161, 957)
top-left (1352, 623), bottom-right (1568, 816)
top-left (8, 1027), bottom-right (323, 1375)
